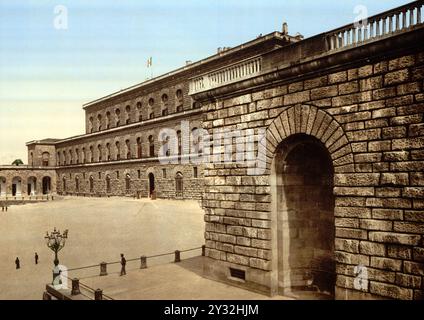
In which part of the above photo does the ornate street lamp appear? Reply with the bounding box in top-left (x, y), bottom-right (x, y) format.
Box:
top-left (45, 228), bottom-right (68, 285)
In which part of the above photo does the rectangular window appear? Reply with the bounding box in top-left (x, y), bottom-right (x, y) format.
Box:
top-left (162, 168), bottom-right (166, 178)
top-left (98, 172), bottom-right (101, 179)
top-left (116, 171), bottom-right (120, 179)
top-left (229, 268), bottom-right (246, 281)
top-left (193, 167), bottom-right (198, 178)
top-left (138, 170), bottom-right (141, 179)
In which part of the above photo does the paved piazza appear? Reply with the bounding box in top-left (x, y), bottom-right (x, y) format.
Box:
top-left (0, 197), bottom-right (205, 299)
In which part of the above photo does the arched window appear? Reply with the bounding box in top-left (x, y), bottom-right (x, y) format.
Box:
top-left (42, 152), bottom-right (50, 166)
top-left (176, 89), bottom-right (183, 112)
top-left (106, 111), bottom-right (111, 129)
top-left (106, 143), bottom-right (111, 161)
top-left (149, 135), bottom-right (154, 157)
top-left (125, 139), bottom-right (131, 159)
top-left (82, 148), bottom-right (86, 163)
top-left (125, 105), bottom-right (131, 124)
top-left (75, 177), bottom-right (80, 193)
top-left (89, 116), bottom-right (94, 133)
top-left (175, 172), bottom-right (183, 197)
top-left (89, 176), bottom-right (94, 193)
top-left (57, 152), bottom-right (60, 166)
top-left (191, 127), bottom-right (202, 154)
top-left (115, 108), bottom-right (121, 126)
top-left (75, 148), bottom-right (79, 164)
top-left (161, 93), bottom-right (168, 103)
top-left (89, 146), bottom-right (94, 162)
top-left (63, 151), bottom-right (66, 165)
top-left (125, 174), bottom-right (131, 193)
top-left (106, 175), bottom-right (111, 193)
top-left (177, 130), bottom-right (182, 156)
top-left (30, 152), bottom-right (34, 166)
top-left (176, 89), bottom-right (183, 101)
top-left (148, 98), bottom-right (155, 119)
top-left (97, 144), bottom-right (102, 162)
top-left (115, 141), bottom-right (121, 160)
top-left (136, 102), bottom-right (142, 121)
top-left (97, 114), bottom-right (102, 131)
top-left (137, 137), bottom-right (142, 158)
top-left (69, 150), bottom-right (73, 164)
top-left (165, 136), bottom-right (171, 157)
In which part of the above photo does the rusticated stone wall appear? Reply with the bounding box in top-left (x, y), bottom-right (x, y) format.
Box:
top-left (201, 51), bottom-right (424, 300)
top-left (56, 163), bottom-right (203, 199)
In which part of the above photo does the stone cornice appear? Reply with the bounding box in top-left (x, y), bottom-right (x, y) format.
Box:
top-left (192, 26), bottom-right (424, 103)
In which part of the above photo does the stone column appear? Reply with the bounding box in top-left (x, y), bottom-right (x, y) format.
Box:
top-left (140, 256), bottom-right (147, 269)
top-left (100, 262), bottom-right (107, 276)
top-left (94, 289), bottom-right (103, 300)
top-left (71, 278), bottom-right (81, 295)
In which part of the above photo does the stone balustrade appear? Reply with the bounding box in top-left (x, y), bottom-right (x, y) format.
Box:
top-left (328, 1), bottom-right (423, 50)
top-left (189, 57), bottom-right (262, 94)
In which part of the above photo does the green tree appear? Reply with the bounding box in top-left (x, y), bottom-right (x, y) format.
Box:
top-left (11, 159), bottom-right (24, 166)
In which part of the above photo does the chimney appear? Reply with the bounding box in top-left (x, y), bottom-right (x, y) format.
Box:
top-left (282, 22), bottom-right (288, 35)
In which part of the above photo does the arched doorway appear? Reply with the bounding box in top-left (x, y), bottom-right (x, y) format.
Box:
top-left (125, 174), bottom-right (131, 194)
top-left (28, 177), bottom-right (37, 196)
top-left (75, 177), bottom-right (80, 193)
top-left (273, 134), bottom-right (335, 299)
top-left (148, 173), bottom-right (155, 197)
top-left (42, 177), bottom-right (51, 194)
top-left (106, 175), bottom-right (111, 194)
top-left (89, 176), bottom-right (94, 193)
top-left (175, 172), bottom-right (183, 198)
top-left (12, 177), bottom-right (22, 197)
top-left (0, 177), bottom-right (6, 196)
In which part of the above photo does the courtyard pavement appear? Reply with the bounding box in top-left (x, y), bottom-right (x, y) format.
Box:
top-left (0, 197), bottom-right (292, 300)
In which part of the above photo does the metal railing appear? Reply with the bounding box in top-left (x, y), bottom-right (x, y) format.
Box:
top-left (327, 1), bottom-right (423, 51)
top-left (53, 245), bottom-right (205, 300)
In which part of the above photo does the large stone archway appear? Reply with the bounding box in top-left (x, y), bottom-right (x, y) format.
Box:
top-left (268, 105), bottom-right (353, 298)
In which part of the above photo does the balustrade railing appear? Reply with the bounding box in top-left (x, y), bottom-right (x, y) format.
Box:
top-left (189, 56), bottom-right (262, 94)
top-left (189, 1), bottom-right (423, 95)
top-left (328, 1), bottom-right (423, 51)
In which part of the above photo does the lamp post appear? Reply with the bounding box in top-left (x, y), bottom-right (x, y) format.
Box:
top-left (45, 228), bottom-right (68, 285)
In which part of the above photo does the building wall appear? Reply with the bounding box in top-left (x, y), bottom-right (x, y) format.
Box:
top-left (0, 168), bottom-right (57, 196)
top-left (27, 144), bottom-right (57, 167)
top-left (200, 49), bottom-right (424, 300)
top-left (56, 114), bottom-right (202, 166)
top-left (84, 82), bottom-right (194, 134)
top-left (56, 163), bottom-right (203, 199)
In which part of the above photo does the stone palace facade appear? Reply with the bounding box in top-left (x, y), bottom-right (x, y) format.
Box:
top-left (1, 1), bottom-right (424, 300)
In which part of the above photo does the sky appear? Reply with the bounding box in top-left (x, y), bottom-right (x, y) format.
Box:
top-left (0, 0), bottom-right (412, 164)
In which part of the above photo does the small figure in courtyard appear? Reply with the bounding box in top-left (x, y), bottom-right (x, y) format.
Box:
top-left (15, 257), bottom-right (20, 269)
top-left (35, 252), bottom-right (39, 265)
top-left (120, 253), bottom-right (126, 276)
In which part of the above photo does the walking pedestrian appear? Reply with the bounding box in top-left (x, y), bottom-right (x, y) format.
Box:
top-left (120, 253), bottom-right (126, 276)
top-left (15, 257), bottom-right (20, 269)
top-left (35, 252), bottom-right (39, 265)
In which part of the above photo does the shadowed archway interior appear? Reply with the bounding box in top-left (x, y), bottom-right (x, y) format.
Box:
top-left (275, 134), bottom-right (335, 299)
